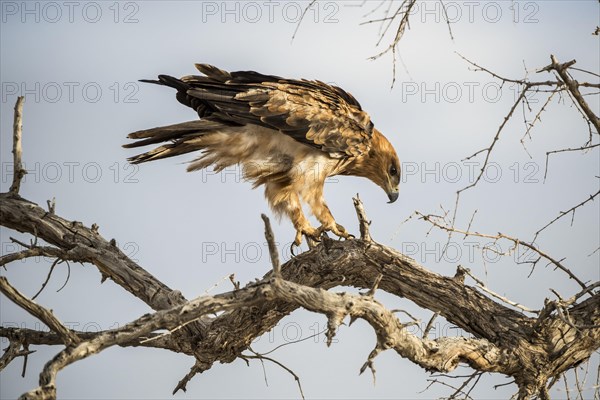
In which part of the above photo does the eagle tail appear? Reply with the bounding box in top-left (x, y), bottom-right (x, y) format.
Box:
top-left (124, 120), bottom-right (225, 164)
top-left (139, 74), bottom-right (189, 91)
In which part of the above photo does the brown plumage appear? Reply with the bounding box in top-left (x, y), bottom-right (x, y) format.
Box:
top-left (125, 63), bottom-right (400, 245)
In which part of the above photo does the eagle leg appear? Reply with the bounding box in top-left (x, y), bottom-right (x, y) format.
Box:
top-left (303, 192), bottom-right (354, 241)
top-left (265, 182), bottom-right (321, 247)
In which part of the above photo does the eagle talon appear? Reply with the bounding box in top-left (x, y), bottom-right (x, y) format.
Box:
top-left (290, 242), bottom-right (299, 257)
top-left (316, 223), bottom-right (353, 241)
top-left (306, 235), bottom-right (321, 249)
top-left (293, 226), bottom-right (322, 251)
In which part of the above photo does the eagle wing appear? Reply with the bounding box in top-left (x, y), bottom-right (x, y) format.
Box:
top-left (147, 64), bottom-right (374, 159)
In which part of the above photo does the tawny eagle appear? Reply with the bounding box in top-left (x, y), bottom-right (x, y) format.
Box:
top-left (125, 64), bottom-right (400, 246)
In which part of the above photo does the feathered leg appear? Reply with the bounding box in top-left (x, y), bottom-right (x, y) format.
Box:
top-left (301, 187), bottom-right (352, 240)
top-left (265, 182), bottom-right (319, 247)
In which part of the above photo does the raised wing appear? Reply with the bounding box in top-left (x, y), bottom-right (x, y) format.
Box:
top-left (142, 64), bottom-right (374, 158)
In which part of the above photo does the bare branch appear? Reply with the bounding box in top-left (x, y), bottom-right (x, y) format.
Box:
top-left (261, 214), bottom-right (281, 277)
top-left (31, 258), bottom-right (62, 300)
top-left (0, 277), bottom-right (80, 346)
top-left (416, 211), bottom-right (588, 289)
top-left (457, 266), bottom-right (538, 314)
top-left (544, 145), bottom-right (600, 182)
top-left (457, 52), bottom-right (557, 86)
top-left (267, 272), bottom-right (508, 375)
top-left (20, 282), bottom-right (270, 398)
top-left (521, 90), bottom-right (558, 149)
top-left (0, 326), bottom-right (187, 354)
top-left (454, 53), bottom-right (598, 205)
top-left (459, 85), bottom-right (527, 193)
top-left (0, 341), bottom-right (35, 371)
top-left (0, 246), bottom-right (65, 267)
top-left (439, 1), bottom-right (455, 41)
top-left (353, 195), bottom-right (372, 241)
top-left (290, 0), bottom-right (317, 43)
top-left (422, 312), bottom-right (439, 338)
top-left (366, 0), bottom-right (417, 87)
top-left (9, 96), bottom-right (26, 195)
top-left (534, 190), bottom-right (600, 241)
top-left (0, 194), bottom-right (191, 313)
top-left (244, 351), bottom-right (306, 400)
top-left (544, 55), bottom-right (600, 133)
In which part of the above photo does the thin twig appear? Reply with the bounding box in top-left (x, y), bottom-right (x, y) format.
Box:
top-left (458, 266), bottom-right (537, 313)
top-left (534, 190), bottom-right (600, 241)
top-left (244, 352), bottom-right (306, 400)
top-left (422, 312), bottom-right (439, 338)
top-left (521, 90), bottom-right (558, 149)
top-left (31, 258), bottom-right (62, 300)
top-left (290, 0), bottom-right (317, 43)
top-left (260, 329), bottom-right (327, 357)
top-left (544, 145), bottom-right (600, 182)
top-left (417, 212), bottom-right (587, 290)
top-left (366, 0), bottom-right (417, 88)
top-left (459, 88), bottom-right (527, 192)
top-left (439, 0), bottom-right (455, 41)
top-left (451, 371), bottom-right (482, 399)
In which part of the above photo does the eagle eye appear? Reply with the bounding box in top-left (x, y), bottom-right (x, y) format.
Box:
top-left (389, 165), bottom-right (397, 176)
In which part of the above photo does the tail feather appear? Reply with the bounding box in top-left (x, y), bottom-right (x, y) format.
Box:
top-left (139, 74), bottom-right (190, 91)
top-left (125, 120), bottom-right (218, 143)
top-left (124, 120), bottom-right (226, 164)
top-left (126, 66), bottom-right (246, 165)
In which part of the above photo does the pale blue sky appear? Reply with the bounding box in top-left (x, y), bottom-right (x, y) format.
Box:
top-left (1, 1), bottom-right (599, 399)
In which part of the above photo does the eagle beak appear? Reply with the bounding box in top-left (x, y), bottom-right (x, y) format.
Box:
top-left (387, 189), bottom-right (399, 204)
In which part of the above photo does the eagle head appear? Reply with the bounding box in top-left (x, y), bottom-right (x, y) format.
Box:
top-left (345, 128), bottom-right (400, 203)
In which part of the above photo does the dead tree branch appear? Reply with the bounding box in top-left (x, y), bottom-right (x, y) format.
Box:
top-left (0, 341), bottom-right (34, 371)
top-left (4, 180), bottom-right (598, 398)
top-left (9, 96), bottom-right (26, 195)
top-left (0, 195), bottom-right (191, 313)
top-left (353, 194), bottom-right (372, 241)
top-left (17, 285), bottom-right (270, 399)
top-left (534, 190), bottom-right (600, 241)
top-left (0, 277), bottom-right (80, 346)
top-left (0, 326), bottom-right (187, 353)
top-left (542, 55), bottom-right (600, 133)
top-left (3, 194), bottom-right (599, 399)
top-left (544, 144), bottom-right (600, 182)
